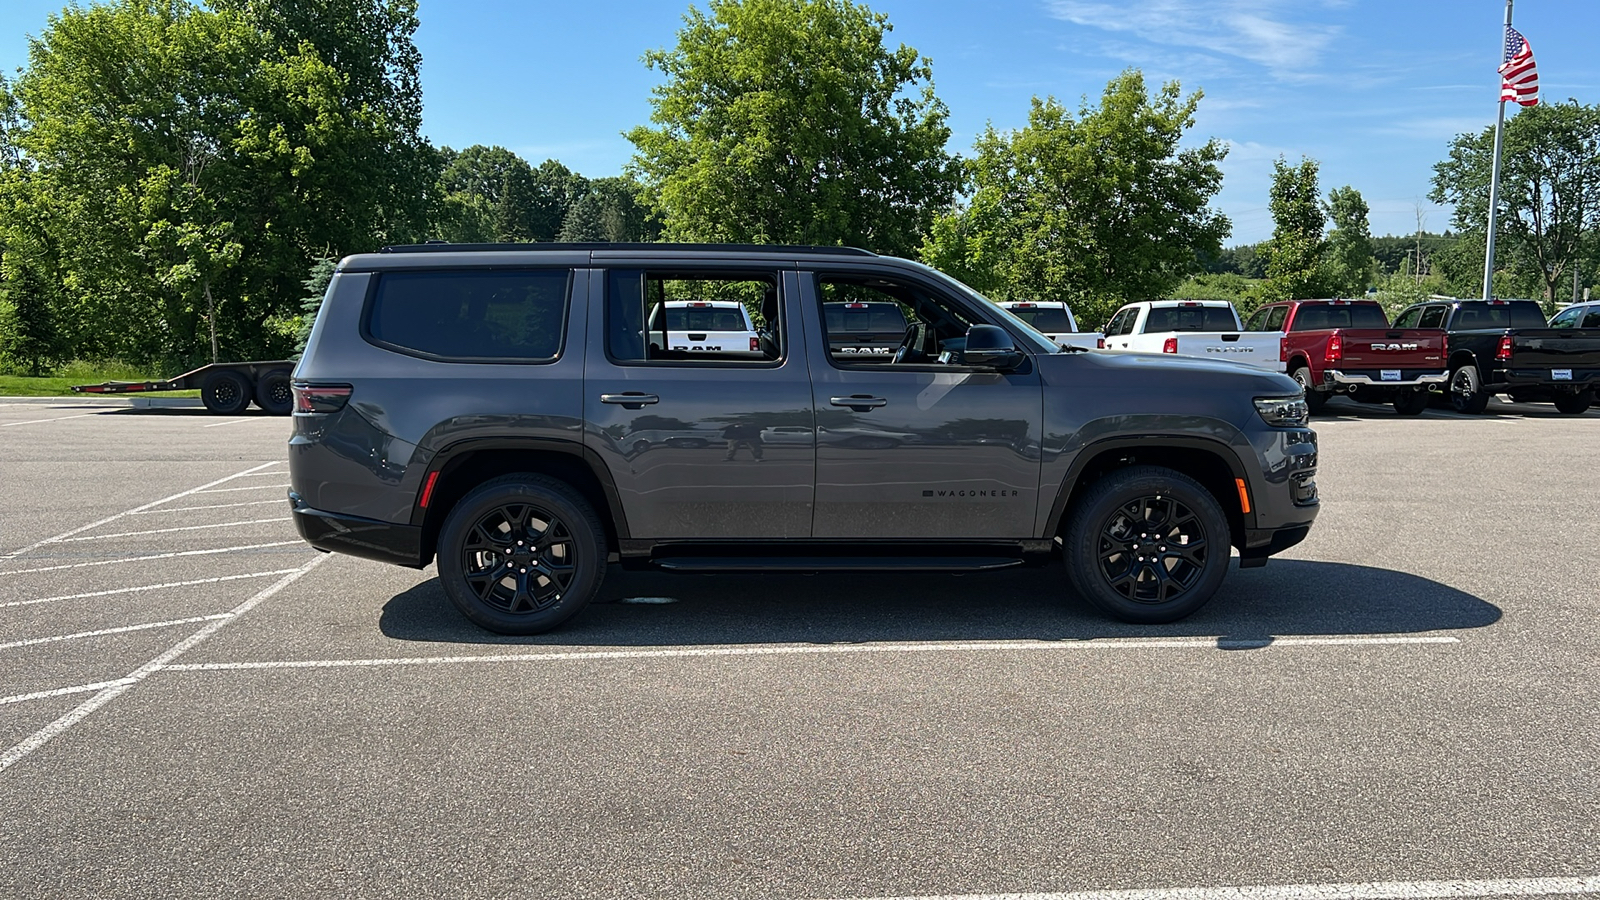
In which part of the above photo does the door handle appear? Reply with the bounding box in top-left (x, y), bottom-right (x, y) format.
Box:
top-left (600, 392), bottom-right (659, 409)
top-left (830, 395), bottom-right (887, 410)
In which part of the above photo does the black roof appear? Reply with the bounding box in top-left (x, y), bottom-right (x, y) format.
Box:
top-left (379, 241), bottom-right (876, 257)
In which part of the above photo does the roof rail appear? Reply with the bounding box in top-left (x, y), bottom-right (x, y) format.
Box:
top-left (377, 241), bottom-right (877, 256)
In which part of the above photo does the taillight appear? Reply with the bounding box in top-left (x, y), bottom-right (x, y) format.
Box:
top-left (1162, 337), bottom-right (1178, 354)
top-left (1279, 337), bottom-right (1288, 362)
top-left (749, 337), bottom-right (760, 352)
top-left (1496, 334), bottom-right (1513, 361)
top-left (293, 383), bottom-right (352, 414)
top-left (1325, 334), bottom-right (1343, 364)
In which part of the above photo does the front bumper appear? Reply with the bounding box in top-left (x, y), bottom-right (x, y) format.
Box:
top-left (1236, 425), bottom-right (1318, 567)
top-left (290, 492), bottom-right (425, 568)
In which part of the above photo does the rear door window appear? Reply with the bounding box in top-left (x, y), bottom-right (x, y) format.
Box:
top-left (1392, 307), bottom-right (1423, 329)
top-left (1417, 306), bottom-right (1446, 329)
top-left (365, 269), bottom-right (570, 362)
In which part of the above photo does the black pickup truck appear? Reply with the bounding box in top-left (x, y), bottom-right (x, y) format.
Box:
top-left (1393, 299), bottom-right (1600, 414)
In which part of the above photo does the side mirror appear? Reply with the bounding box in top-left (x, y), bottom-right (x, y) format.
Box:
top-left (962, 324), bottom-right (1024, 370)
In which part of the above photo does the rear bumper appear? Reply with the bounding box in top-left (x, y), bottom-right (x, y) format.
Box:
top-left (1495, 368), bottom-right (1600, 392)
top-left (289, 492), bottom-right (425, 568)
top-left (1325, 369), bottom-right (1447, 388)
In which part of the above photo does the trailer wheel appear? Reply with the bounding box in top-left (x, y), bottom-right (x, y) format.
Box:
top-left (255, 369), bottom-right (293, 415)
top-left (201, 370), bottom-right (252, 415)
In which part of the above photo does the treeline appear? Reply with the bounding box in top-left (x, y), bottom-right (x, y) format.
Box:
top-left (2, 0), bottom-right (1596, 375)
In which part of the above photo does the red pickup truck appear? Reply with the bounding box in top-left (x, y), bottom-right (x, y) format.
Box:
top-left (1244, 299), bottom-right (1447, 415)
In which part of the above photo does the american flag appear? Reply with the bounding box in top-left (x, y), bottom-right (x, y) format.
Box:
top-left (1499, 26), bottom-right (1540, 107)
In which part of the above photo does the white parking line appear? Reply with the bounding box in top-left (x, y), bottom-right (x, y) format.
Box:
top-left (202, 417), bottom-right (265, 428)
top-left (0, 461), bottom-right (281, 560)
top-left (50, 518), bottom-right (291, 543)
top-left (129, 499), bottom-right (282, 515)
top-left (0, 412), bottom-right (102, 428)
top-left (0, 541), bottom-right (303, 577)
top-left (0, 569), bottom-right (303, 609)
top-left (824, 874), bottom-right (1600, 900)
top-left (0, 554), bottom-right (325, 775)
top-left (0, 680), bottom-right (138, 707)
top-left (162, 635), bottom-right (1461, 672)
top-left (231, 471), bottom-right (289, 477)
top-left (0, 615), bottom-right (231, 651)
top-left (192, 483), bottom-right (290, 494)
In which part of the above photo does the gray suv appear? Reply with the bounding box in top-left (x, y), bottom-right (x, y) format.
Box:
top-left (290, 243), bottom-right (1319, 633)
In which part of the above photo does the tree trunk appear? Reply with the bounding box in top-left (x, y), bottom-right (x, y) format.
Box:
top-left (204, 281), bottom-right (219, 364)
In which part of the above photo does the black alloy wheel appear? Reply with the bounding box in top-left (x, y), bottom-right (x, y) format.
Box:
top-left (1448, 365), bottom-right (1490, 414)
top-left (1291, 367), bottom-right (1327, 413)
top-left (437, 474), bottom-right (606, 634)
top-left (254, 369), bottom-right (293, 415)
top-left (200, 369), bottom-right (252, 415)
top-left (1393, 389), bottom-right (1430, 416)
top-left (1553, 390), bottom-right (1593, 415)
top-left (1063, 465), bottom-right (1230, 624)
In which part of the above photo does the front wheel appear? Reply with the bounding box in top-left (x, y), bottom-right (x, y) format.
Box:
top-left (1553, 390), bottom-right (1593, 415)
top-left (1448, 365), bottom-right (1490, 414)
top-left (1291, 367), bottom-right (1328, 414)
top-left (436, 474), bottom-right (607, 635)
top-left (1063, 466), bottom-right (1231, 624)
top-left (1393, 389), bottom-right (1430, 416)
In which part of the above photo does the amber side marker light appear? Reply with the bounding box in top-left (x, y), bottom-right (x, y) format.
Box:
top-left (1235, 478), bottom-right (1252, 514)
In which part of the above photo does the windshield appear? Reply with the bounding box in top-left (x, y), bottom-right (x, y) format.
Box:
top-left (1007, 308), bottom-right (1075, 332)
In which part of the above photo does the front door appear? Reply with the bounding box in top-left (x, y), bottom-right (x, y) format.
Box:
top-left (584, 266), bottom-right (814, 539)
top-left (801, 269), bottom-right (1044, 539)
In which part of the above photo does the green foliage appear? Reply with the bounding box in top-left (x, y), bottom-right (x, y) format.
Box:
top-left (1324, 186), bottom-right (1374, 296)
top-left (627, 0), bottom-right (962, 256)
top-left (1371, 231), bottom-right (1456, 277)
top-left (1432, 101), bottom-right (1600, 302)
top-left (1371, 271), bottom-right (1440, 318)
top-left (1174, 272), bottom-right (1258, 302)
top-left (3, 0), bottom-right (435, 369)
top-left (1262, 156), bottom-right (1330, 301)
top-left (294, 256), bottom-right (337, 356)
top-left (0, 262), bottom-right (66, 375)
top-left (434, 147), bottom-right (591, 243)
top-left (558, 177), bottom-right (659, 243)
top-left (1202, 242), bottom-right (1268, 279)
top-left (921, 71), bottom-right (1231, 327)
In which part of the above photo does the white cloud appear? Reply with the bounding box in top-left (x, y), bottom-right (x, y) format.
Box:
top-left (1044, 0), bottom-right (1343, 79)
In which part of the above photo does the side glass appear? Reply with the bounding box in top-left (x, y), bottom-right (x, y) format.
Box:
top-left (606, 270), bottom-right (780, 364)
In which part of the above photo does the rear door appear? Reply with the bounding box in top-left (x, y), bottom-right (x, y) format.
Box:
top-left (583, 265), bottom-right (814, 539)
top-left (801, 268), bottom-right (1043, 539)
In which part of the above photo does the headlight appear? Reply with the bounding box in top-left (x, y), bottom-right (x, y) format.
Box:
top-left (1254, 396), bottom-right (1309, 428)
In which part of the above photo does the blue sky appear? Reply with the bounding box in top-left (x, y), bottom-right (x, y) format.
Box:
top-left (4, 0), bottom-right (1597, 245)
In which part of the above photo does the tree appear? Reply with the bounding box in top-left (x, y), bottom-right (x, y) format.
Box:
top-left (627, 0), bottom-right (962, 256)
top-left (558, 177), bottom-right (659, 242)
top-left (920, 71), bottom-right (1231, 325)
top-left (1325, 185), bottom-right (1375, 296)
top-left (0, 260), bottom-right (66, 375)
top-left (1432, 101), bottom-right (1600, 306)
top-left (294, 256), bottom-right (337, 356)
top-left (434, 147), bottom-right (589, 243)
top-left (1262, 156), bottom-right (1329, 301)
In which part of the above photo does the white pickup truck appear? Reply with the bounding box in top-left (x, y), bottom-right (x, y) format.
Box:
top-left (647, 300), bottom-right (763, 357)
top-left (996, 301), bottom-right (1101, 350)
top-left (1097, 300), bottom-right (1284, 372)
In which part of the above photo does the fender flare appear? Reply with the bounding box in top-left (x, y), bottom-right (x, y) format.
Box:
top-left (408, 436), bottom-right (630, 540)
top-left (1042, 434), bottom-right (1256, 539)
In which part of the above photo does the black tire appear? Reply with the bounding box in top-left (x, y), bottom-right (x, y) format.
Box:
top-left (436, 474), bottom-right (606, 635)
top-left (1063, 465), bottom-right (1231, 624)
top-left (1553, 390), bottom-right (1593, 415)
top-left (1291, 367), bottom-right (1328, 414)
top-left (200, 369), bottom-right (252, 415)
top-left (254, 369), bottom-right (293, 416)
top-left (1393, 389), bottom-right (1429, 416)
top-left (1448, 364), bottom-right (1490, 414)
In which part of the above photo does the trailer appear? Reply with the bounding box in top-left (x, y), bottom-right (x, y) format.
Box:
top-left (72, 360), bottom-right (296, 415)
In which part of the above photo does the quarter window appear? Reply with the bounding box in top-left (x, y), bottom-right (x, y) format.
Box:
top-left (365, 269), bottom-right (569, 362)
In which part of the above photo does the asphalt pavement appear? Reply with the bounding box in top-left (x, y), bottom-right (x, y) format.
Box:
top-left (0, 395), bottom-right (1596, 899)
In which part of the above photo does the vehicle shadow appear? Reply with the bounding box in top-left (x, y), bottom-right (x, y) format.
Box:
top-left (377, 559), bottom-right (1501, 648)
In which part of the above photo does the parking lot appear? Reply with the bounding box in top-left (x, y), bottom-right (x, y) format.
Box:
top-left (0, 395), bottom-right (1597, 899)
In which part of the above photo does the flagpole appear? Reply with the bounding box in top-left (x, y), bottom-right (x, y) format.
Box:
top-left (1482, 0), bottom-right (1513, 302)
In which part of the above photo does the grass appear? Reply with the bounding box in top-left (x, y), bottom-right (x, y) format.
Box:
top-left (0, 360), bottom-right (201, 397)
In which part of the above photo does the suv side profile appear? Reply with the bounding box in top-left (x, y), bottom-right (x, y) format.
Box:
top-left (290, 243), bottom-right (1319, 634)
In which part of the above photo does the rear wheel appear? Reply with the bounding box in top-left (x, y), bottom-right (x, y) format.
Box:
top-left (1393, 389), bottom-right (1429, 416)
top-left (436, 474), bottom-right (606, 635)
top-left (1063, 465), bottom-right (1230, 624)
top-left (200, 369), bottom-right (251, 415)
top-left (1553, 390), bottom-right (1593, 415)
top-left (1291, 367), bottom-right (1327, 414)
top-left (1448, 365), bottom-right (1490, 414)
top-left (254, 369), bottom-right (293, 415)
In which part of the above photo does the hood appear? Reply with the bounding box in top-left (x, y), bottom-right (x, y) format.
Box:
top-left (1039, 349), bottom-right (1300, 398)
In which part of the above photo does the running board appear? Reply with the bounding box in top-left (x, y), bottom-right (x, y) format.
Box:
top-left (650, 556), bottom-right (1023, 573)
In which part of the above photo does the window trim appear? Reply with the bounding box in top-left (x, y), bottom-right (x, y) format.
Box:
top-left (602, 267), bottom-right (788, 370)
top-left (360, 267), bottom-right (574, 365)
